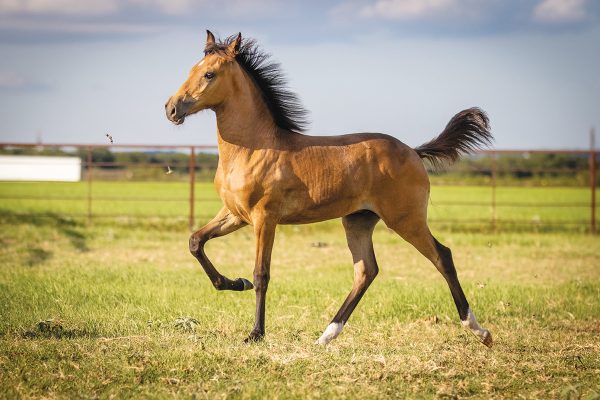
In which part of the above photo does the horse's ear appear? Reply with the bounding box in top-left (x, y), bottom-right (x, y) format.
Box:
top-left (206, 30), bottom-right (215, 47)
top-left (228, 33), bottom-right (242, 55)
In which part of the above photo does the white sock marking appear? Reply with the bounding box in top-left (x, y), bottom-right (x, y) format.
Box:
top-left (461, 308), bottom-right (490, 343)
top-left (316, 322), bottom-right (344, 345)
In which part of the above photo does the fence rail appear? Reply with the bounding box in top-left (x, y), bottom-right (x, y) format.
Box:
top-left (0, 141), bottom-right (597, 233)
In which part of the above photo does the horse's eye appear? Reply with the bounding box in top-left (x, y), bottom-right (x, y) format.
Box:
top-left (204, 72), bottom-right (215, 80)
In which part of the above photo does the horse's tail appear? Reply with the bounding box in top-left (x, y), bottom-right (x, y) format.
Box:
top-left (414, 107), bottom-right (492, 169)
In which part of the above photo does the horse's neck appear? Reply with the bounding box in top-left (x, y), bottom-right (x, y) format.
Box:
top-left (215, 74), bottom-right (280, 161)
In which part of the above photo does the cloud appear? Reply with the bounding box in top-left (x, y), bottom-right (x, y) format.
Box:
top-left (533, 0), bottom-right (587, 23)
top-left (219, 0), bottom-right (284, 19)
top-left (127, 0), bottom-right (196, 16)
top-left (359, 0), bottom-right (458, 20)
top-left (0, 71), bottom-right (49, 92)
top-left (0, 18), bottom-right (161, 34)
top-left (330, 0), bottom-right (600, 38)
top-left (1, 0), bottom-right (599, 45)
top-left (0, 0), bottom-right (198, 16)
top-left (0, 0), bottom-right (198, 42)
top-left (0, 0), bottom-right (285, 42)
top-left (0, 0), bottom-right (284, 18)
top-left (331, 0), bottom-right (486, 26)
top-left (0, 0), bottom-right (119, 16)
top-left (0, 71), bottom-right (26, 88)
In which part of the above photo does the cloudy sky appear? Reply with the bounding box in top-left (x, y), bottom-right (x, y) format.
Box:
top-left (0, 0), bottom-right (598, 149)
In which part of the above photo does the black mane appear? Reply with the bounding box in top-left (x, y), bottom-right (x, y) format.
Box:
top-left (205, 35), bottom-right (309, 133)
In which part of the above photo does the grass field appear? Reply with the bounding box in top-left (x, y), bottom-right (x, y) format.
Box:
top-left (1, 181), bottom-right (599, 398)
top-left (0, 181), bottom-right (597, 232)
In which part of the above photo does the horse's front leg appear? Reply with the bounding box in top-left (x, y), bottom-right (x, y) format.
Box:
top-left (245, 217), bottom-right (277, 342)
top-left (189, 207), bottom-right (253, 291)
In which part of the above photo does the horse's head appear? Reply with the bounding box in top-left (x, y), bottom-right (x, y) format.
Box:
top-left (165, 30), bottom-right (241, 125)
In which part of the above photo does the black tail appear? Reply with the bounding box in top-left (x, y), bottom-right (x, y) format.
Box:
top-left (414, 107), bottom-right (493, 170)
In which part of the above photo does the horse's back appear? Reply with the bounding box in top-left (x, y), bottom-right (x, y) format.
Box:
top-left (289, 131), bottom-right (427, 184)
top-left (273, 131), bottom-right (430, 223)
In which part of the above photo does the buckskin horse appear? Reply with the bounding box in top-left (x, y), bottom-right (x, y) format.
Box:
top-left (165, 31), bottom-right (493, 347)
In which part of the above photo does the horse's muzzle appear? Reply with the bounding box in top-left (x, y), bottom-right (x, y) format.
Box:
top-left (165, 97), bottom-right (186, 125)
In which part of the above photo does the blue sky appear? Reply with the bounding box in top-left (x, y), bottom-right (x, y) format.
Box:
top-left (0, 0), bottom-right (599, 149)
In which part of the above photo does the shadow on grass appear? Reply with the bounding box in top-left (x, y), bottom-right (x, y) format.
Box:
top-left (25, 247), bottom-right (53, 266)
top-left (22, 319), bottom-right (98, 340)
top-left (0, 208), bottom-right (192, 233)
top-left (0, 209), bottom-right (89, 253)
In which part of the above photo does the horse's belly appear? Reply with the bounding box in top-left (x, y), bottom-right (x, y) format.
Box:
top-left (277, 184), bottom-right (366, 224)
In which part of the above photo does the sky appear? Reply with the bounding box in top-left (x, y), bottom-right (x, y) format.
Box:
top-left (0, 0), bottom-right (599, 150)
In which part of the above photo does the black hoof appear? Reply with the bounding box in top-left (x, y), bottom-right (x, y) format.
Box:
top-left (214, 277), bottom-right (254, 291)
top-left (236, 278), bottom-right (254, 291)
top-left (244, 331), bottom-right (264, 343)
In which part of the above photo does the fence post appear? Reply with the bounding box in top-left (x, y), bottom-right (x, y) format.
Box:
top-left (591, 128), bottom-right (596, 234)
top-left (86, 146), bottom-right (92, 224)
top-left (189, 146), bottom-right (196, 231)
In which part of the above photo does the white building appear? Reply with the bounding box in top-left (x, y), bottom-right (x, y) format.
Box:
top-left (0, 155), bottom-right (81, 182)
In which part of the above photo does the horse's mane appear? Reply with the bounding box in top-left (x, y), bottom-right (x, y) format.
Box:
top-left (205, 35), bottom-right (309, 133)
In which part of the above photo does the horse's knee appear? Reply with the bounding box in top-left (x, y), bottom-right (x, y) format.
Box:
top-left (367, 264), bottom-right (379, 281)
top-left (435, 240), bottom-right (452, 260)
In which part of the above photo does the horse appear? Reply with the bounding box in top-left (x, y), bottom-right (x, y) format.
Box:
top-left (165, 31), bottom-right (493, 347)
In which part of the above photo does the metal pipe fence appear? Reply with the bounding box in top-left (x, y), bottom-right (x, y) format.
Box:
top-left (0, 142), bottom-right (597, 233)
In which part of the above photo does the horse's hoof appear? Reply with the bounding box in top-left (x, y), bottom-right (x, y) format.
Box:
top-left (238, 278), bottom-right (254, 291)
top-left (481, 329), bottom-right (493, 348)
top-left (244, 331), bottom-right (264, 343)
top-left (315, 322), bottom-right (344, 346)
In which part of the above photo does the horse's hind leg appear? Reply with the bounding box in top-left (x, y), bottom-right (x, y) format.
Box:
top-left (316, 210), bottom-right (380, 345)
top-left (188, 207), bottom-right (253, 291)
top-left (388, 215), bottom-right (493, 347)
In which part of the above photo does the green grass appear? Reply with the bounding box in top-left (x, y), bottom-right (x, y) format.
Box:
top-left (0, 182), bottom-right (598, 233)
top-left (0, 184), bottom-right (599, 398)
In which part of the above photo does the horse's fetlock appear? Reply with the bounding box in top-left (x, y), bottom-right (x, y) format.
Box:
top-left (212, 277), bottom-right (226, 290)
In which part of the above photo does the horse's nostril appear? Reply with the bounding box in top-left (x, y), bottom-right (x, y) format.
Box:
top-left (170, 105), bottom-right (177, 117)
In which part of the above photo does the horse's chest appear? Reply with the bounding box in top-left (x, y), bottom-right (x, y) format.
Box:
top-left (216, 168), bottom-right (266, 220)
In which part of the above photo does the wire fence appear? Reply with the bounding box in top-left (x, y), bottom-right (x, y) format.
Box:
top-left (0, 142), bottom-right (597, 233)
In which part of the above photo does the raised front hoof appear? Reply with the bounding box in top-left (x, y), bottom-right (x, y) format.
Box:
top-left (244, 330), bottom-right (264, 343)
top-left (480, 329), bottom-right (493, 348)
top-left (213, 277), bottom-right (254, 291)
top-left (236, 278), bottom-right (254, 291)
